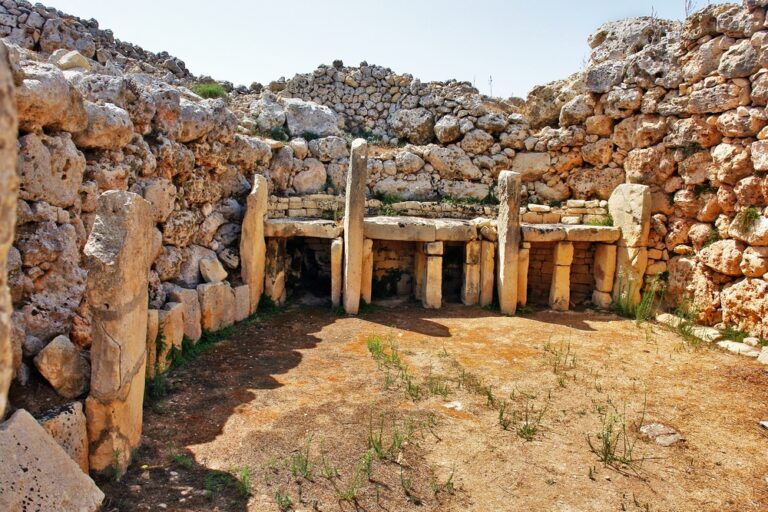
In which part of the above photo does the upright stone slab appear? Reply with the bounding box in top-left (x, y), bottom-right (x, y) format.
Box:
top-left (166, 285), bottom-right (202, 342)
top-left (496, 171), bottom-right (522, 314)
top-left (84, 190), bottom-right (152, 474)
top-left (0, 410), bottom-right (104, 511)
top-left (197, 282), bottom-right (235, 331)
top-left (37, 401), bottom-right (89, 473)
top-left (518, 244), bottom-right (530, 306)
top-left (550, 241), bottom-right (574, 312)
top-left (343, 139), bottom-right (368, 314)
top-left (265, 237), bottom-right (287, 305)
top-left (608, 184), bottom-right (651, 306)
top-left (331, 237), bottom-right (343, 307)
top-left (461, 241), bottom-right (481, 306)
top-left (157, 302), bottom-right (184, 374)
top-left (145, 309), bottom-right (159, 379)
top-left (413, 243), bottom-right (426, 301)
top-left (233, 284), bottom-right (250, 322)
top-left (479, 240), bottom-right (496, 307)
top-left (240, 175), bottom-right (268, 314)
top-left (423, 242), bottom-right (443, 309)
top-left (593, 244), bottom-right (617, 293)
top-left (361, 238), bottom-right (374, 305)
top-left (0, 41), bottom-right (18, 418)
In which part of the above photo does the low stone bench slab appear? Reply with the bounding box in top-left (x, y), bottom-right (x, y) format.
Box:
top-left (521, 223), bottom-right (621, 243)
top-left (364, 216), bottom-right (477, 242)
top-left (265, 218), bottom-right (343, 239)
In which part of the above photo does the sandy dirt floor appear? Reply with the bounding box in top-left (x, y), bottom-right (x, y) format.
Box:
top-left (98, 303), bottom-right (768, 512)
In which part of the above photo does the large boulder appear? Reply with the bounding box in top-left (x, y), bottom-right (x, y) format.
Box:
top-left (281, 97), bottom-right (340, 137)
top-left (36, 401), bottom-right (89, 473)
top-left (460, 129), bottom-right (494, 155)
top-left (612, 114), bottom-right (666, 150)
top-left (33, 335), bottom-right (90, 399)
top-left (0, 410), bottom-right (104, 511)
top-left (73, 101), bottom-right (134, 150)
top-left (372, 173), bottom-right (435, 201)
top-left (250, 91), bottom-right (285, 131)
top-left (308, 136), bottom-right (347, 162)
top-left (17, 132), bottom-right (85, 208)
top-left (567, 166), bottom-right (625, 199)
top-left (292, 158), bottom-right (327, 194)
top-left (434, 115), bottom-right (461, 143)
top-left (699, 239), bottom-right (745, 276)
top-left (16, 61), bottom-right (87, 133)
top-left (721, 278), bottom-right (768, 338)
top-left (425, 145), bottom-right (481, 180)
top-left (388, 108), bottom-right (435, 145)
top-left (511, 152), bottom-right (551, 182)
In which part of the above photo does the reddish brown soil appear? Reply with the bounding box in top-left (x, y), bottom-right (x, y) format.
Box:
top-left (100, 304), bottom-right (768, 511)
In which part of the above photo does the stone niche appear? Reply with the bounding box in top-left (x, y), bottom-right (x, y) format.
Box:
top-left (441, 242), bottom-right (465, 303)
top-left (285, 236), bottom-right (334, 304)
top-left (371, 240), bottom-right (416, 300)
top-left (569, 242), bottom-right (596, 306)
top-left (527, 242), bottom-right (556, 306)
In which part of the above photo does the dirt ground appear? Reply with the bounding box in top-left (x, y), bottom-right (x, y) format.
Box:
top-left (99, 303), bottom-right (768, 512)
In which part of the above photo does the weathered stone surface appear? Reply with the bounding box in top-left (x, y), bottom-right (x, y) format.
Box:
top-left (549, 264), bottom-right (571, 312)
top-left (165, 285), bottom-right (202, 343)
top-left (460, 129), bottom-right (494, 155)
top-left (497, 171), bottom-right (521, 315)
top-left (699, 239), bottom-right (745, 276)
top-left (156, 303), bottom-right (184, 373)
top-left (16, 60), bottom-right (87, 133)
top-left (293, 157), bottom-right (327, 194)
top-left (613, 115), bottom-right (666, 150)
top-left (423, 255), bottom-right (442, 309)
top-left (233, 284), bottom-right (250, 323)
top-left (613, 246), bottom-right (648, 307)
top-left (479, 240), bottom-right (496, 307)
top-left (36, 401), bottom-right (89, 473)
top-left (360, 238), bottom-right (374, 305)
top-left (73, 101), bottom-right (134, 150)
top-left (728, 213), bottom-right (768, 246)
top-left (567, 166), bottom-right (625, 200)
top-left (667, 257), bottom-right (722, 326)
top-left (434, 115), bottom-right (461, 143)
top-left (241, 175), bottom-right (268, 313)
top-left (511, 152), bottom-right (551, 182)
top-left (425, 145), bottom-right (481, 180)
top-left (197, 282), bottom-right (235, 332)
top-left (18, 132), bottom-right (85, 208)
top-left (200, 257), bottom-right (228, 283)
top-left (0, 409), bottom-right (104, 511)
top-left (389, 107), bottom-right (434, 145)
top-left (265, 238), bottom-right (287, 305)
top-left (564, 225), bottom-right (621, 242)
top-left (145, 309), bottom-right (158, 378)
top-left (594, 244), bottom-right (617, 293)
top-left (740, 246), bottom-right (768, 277)
top-left (83, 191), bottom-right (151, 474)
top-left (608, 184), bottom-right (651, 247)
top-left (282, 97), bottom-right (340, 137)
top-left (373, 174), bottom-right (435, 201)
top-left (331, 238), bottom-right (343, 308)
top-left (364, 216), bottom-right (436, 242)
top-left (344, 139), bottom-right (368, 314)
top-left (34, 335), bottom-right (89, 399)
top-left (308, 136), bottom-right (347, 162)
top-left (721, 278), bottom-right (768, 339)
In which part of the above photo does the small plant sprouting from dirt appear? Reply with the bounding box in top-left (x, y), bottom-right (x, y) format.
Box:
top-left (586, 397), bottom-right (648, 477)
top-left (274, 487), bottom-right (293, 511)
top-left (733, 205), bottom-right (761, 233)
top-left (586, 213), bottom-right (613, 227)
top-left (289, 436), bottom-right (314, 481)
top-left (191, 82), bottom-right (227, 99)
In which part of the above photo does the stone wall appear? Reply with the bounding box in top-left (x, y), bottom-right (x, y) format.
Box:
top-left (372, 240), bottom-right (415, 299)
top-left (570, 243), bottom-right (597, 305)
top-left (527, 242), bottom-right (555, 305)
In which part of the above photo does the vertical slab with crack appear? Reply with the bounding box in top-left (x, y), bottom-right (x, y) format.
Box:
top-left (550, 241), bottom-right (573, 311)
top-left (608, 184), bottom-right (651, 307)
top-left (423, 242), bottom-right (443, 309)
top-left (331, 237), bottom-right (343, 308)
top-left (0, 41), bottom-right (17, 419)
top-left (240, 174), bottom-right (268, 314)
top-left (496, 171), bottom-right (521, 315)
top-left (479, 240), bottom-right (495, 307)
top-left (84, 191), bottom-right (152, 475)
top-left (343, 139), bottom-right (368, 314)
top-left (265, 238), bottom-right (287, 305)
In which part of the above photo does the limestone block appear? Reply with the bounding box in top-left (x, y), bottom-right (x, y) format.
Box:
top-left (594, 244), bottom-right (617, 294)
top-left (518, 247), bottom-right (530, 306)
top-left (344, 139), bottom-right (368, 314)
top-left (479, 241), bottom-right (496, 307)
top-left (413, 244), bottom-right (425, 301)
top-left (549, 265), bottom-right (571, 312)
top-left (554, 242), bottom-right (574, 266)
top-left (434, 219), bottom-right (477, 241)
top-left (85, 364), bottom-right (145, 474)
top-left (462, 242), bottom-right (481, 305)
top-left (200, 256), bottom-right (228, 283)
top-left (265, 238), bottom-right (287, 305)
top-left (592, 290), bottom-right (612, 309)
top-left (331, 238), bottom-right (343, 307)
top-left (521, 224), bottom-right (566, 242)
top-left (608, 184), bottom-right (651, 248)
top-left (511, 152), bottom-right (551, 181)
top-left (425, 241), bottom-right (444, 256)
top-left (145, 309), bottom-right (159, 379)
top-left (157, 302), bottom-right (184, 374)
top-left (564, 225), bottom-right (621, 243)
top-left (197, 282), bottom-right (235, 332)
top-left (423, 255), bottom-right (443, 309)
top-left (37, 401), bottom-right (89, 473)
top-left (0, 410), bottom-right (104, 511)
top-left (497, 171), bottom-right (522, 314)
top-left (364, 215), bottom-right (436, 242)
top-left (361, 239), bottom-right (374, 305)
top-left (0, 40), bottom-right (17, 419)
top-left (613, 246), bottom-right (648, 306)
top-left (73, 101), bottom-right (134, 150)
top-left (33, 335), bottom-right (90, 399)
top-left (241, 174), bottom-right (268, 314)
top-left (166, 286), bottom-right (202, 343)
top-left (234, 284), bottom-right (250, 323)
top-left (265, 218), bottom-right (343, 239)
top-left (84, 191), bottom-right (152, 402)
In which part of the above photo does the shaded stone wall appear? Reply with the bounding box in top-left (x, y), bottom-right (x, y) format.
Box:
top-left (570, 243), bottom-right (596, 305)
top-left (372, 240), bottom-right (415, 299)
top-left (528, 242), bottom-right (555, 306)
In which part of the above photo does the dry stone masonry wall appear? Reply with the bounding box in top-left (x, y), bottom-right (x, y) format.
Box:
top-left (1, 0), bottom-right (768, 502)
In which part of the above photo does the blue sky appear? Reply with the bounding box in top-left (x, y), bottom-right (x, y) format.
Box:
top-left (47, 0), bottom-right (728, 98)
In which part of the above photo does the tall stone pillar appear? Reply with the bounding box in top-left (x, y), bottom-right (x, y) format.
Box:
top-left (360, 238), bottom-right (374, 305)
top-left (330, 237), bottom-right (343, 308)
top-left (265, 238), bottom-right (287, 305)
top-left (518, 242), bottom-right (530, 307)
top-left (84, 191), bottom-right (153, 475)
top-left (593, 243), bottom-right (617, 309)
top-left (343, 139), bottom-right (368, 314)
top-left (413, 243), bottom-right (425, 301)
top-left (0, 42), bottom-right (16, 419)
top-left (240, 174), bottom-right (268, 314)
top-left (479, 240), bottom-right (495, 307)
top-left (461, 241), bottom-right (481, 306)
top-left (496, 171), bottom-right (522, 315)
top-left (423, 242), bottom-right (443, 309)
top-left (549, 241), bottom-right (573, 311)
top-left (608, 184), bottom-right (651, 307)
